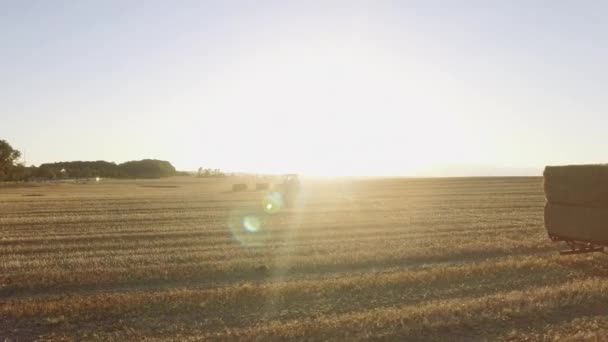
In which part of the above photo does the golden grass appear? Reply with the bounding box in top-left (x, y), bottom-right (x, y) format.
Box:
top-left (2, 176), bottom-right (605, 341)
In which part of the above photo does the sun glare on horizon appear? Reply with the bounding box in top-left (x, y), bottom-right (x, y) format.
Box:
top-left (193, 35), bottom-right (486, 177)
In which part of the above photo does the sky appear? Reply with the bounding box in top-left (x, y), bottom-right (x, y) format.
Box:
top-left (1, 1), bottom-right (607, 176)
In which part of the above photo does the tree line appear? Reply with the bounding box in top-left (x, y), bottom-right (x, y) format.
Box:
top-left (0, 139), bottom-right (182, 181)
top-left (38, 159), bottom-right (177, 179)
top-left (197, 167), bottom-right (226, 178)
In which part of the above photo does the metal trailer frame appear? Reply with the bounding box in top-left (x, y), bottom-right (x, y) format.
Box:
top-left (549, 234), bottom-right (607, 255)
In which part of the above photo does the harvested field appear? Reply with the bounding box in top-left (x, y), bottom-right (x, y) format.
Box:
top-left (2, 176), bottom-right (608, 341)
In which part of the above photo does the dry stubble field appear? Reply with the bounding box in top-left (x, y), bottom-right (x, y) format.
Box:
top-left (2, 176), bottom-right (608, 341)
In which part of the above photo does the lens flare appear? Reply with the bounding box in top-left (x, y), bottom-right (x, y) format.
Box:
top-left (262, 192), bottom-right (284, 214)
top-left (243, 215), bottom-right (261, 232)
top-left (227, 193), bottom-right (287, 246)
top-left (228, 209), bottom-right (271, 246)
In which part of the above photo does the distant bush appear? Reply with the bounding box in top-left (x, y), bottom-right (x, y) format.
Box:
top-left (35, 166), bottom-right (56, 179)
top-left (38, 161), bottom-right (119, 179)
top-left (118, 159), bottom-right (176, 179)
top-left (197, 167), bottom-right (225, 178)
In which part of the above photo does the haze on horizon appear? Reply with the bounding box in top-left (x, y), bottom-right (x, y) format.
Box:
top-left (2, 1), bottom-right (607, 177)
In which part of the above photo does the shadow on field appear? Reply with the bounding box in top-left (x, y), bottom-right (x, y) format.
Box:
top-left (560, 254), bottom-right (608, 277)
top-left (415, 296), bottom-right (608, 341)
top-left (4, 254), bottom-right (600, 341)
top-left (1, 245), bottom-right (558, 300)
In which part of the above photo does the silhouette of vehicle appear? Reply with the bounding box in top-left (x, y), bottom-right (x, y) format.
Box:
top-left (277, 174), bottom-right (300, 208)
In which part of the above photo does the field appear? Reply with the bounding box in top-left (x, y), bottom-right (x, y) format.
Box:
top-left (2, 177), bottom-right (608, 341)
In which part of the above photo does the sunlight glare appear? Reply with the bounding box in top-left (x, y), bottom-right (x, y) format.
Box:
top-left (197, 35), bottom-right (479, 176)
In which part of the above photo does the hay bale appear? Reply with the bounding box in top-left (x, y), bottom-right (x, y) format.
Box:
top-left (232, 183), bottom-right (248, 192)
top-left (255, 183), bottom-right (270, 191)
top-left (545, 203), bottom-right (608, 243)
top-left (544, 165), bottom-right (608, 206)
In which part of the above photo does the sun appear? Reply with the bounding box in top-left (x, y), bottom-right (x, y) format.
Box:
top-left (195, 37), bottom-right (477, 176)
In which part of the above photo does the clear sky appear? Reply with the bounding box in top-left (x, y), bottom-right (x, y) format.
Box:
top-left (2, 1), bottom-right (607, 176)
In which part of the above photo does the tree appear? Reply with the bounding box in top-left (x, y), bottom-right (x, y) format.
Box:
top-left (197, 167), bottom-right (225, 178)
top-left (118, 159), bottom-right (176, 178)
top-left (0, 139), bottom-right (23, 181)
top-left (35, 159), bottom-right (177, 180)
top-left (0, 139), bottom-right (21, 168)
top-left (36, 166), bottom-right (56, 179)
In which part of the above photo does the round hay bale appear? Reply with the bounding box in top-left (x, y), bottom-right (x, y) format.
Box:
top-left (255, 183), bottom-right (270, 191)
top-left (232, 183), bottom-right (248, 192)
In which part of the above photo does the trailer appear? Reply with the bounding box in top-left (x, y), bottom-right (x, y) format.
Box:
top-left (548, 234), bottom-right (606, 255)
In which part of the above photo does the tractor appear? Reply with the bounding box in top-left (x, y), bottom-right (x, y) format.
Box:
top-left (275, 174), bottom-right (300, 208)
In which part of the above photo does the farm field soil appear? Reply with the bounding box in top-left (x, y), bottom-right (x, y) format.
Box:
top-left (2, 176), bottom-right (608, 341)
